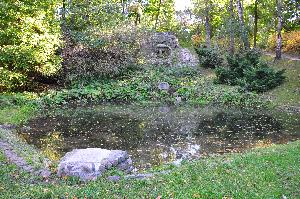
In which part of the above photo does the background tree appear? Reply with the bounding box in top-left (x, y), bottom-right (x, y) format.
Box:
top-left (228, 0), bottom-right (235, 54)
top-left (283, 0), bottom-right (300, 31)
top-left (236, 0), bottom-right (250, 49)
top-left (145, 0), bottom-right (176, 31)
top-left (193, 0), bottom-right (216, 48)
top-left (253, 0), bottom-right (258, 48)
top-left (275, 0), bottom-right (283, 60)
top-left (204, 0), bottom-right (212, 47)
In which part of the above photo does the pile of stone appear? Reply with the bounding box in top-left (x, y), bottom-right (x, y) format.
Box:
top-left (57, 148), bottom-right (134, 181)
top-left (140, 32), bottom-right (198, 67)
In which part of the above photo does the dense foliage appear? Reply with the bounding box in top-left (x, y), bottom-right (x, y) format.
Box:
top-left (0, 0), bottom-right (62, 91)
top-left (195, 46), bottom-right (223, 68)
top-left (61, 26), bottom-right (145, 83)
top-left (215, 50), bottom-right (286, 92)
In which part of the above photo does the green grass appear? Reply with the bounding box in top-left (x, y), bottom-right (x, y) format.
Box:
top-left (263, 56), bottom-right (300, 106)
top-left (0, 104), bottom-right (37, 125)
top-left (0, 93), bottom-right (38, 125)
top-left (0, 141), bottom-right (299, 198)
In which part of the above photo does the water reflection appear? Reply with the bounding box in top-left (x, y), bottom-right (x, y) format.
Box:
top-left (17, 105), bottom-right (300, 170)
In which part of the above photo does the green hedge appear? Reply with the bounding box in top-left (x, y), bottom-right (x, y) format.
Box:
top-left (215, 50), bottom-right (285, 92)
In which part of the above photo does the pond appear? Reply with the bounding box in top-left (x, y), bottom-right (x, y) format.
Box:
top-left (17, 104), bottom-right (300, 170)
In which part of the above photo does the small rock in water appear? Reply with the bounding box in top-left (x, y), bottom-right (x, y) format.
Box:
top-left (107, 175), bottom-right (121, 182)
top-left (175, 96), bottom-right (182, 104)
top-left (159, 106), bottom-right (170, 113)
top-left (158, 82), bottom-right (170, 90)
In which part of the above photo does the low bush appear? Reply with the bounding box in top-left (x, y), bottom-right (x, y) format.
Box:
top-left (61, 26), bottom-right (146, 84)
top-left (215, 50), bottom-right (285, 92)
top-left (194, 46), bottom-right (223, 68)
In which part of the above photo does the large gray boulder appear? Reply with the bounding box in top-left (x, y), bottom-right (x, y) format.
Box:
top-left (57, 148), bottom-right (133, 181)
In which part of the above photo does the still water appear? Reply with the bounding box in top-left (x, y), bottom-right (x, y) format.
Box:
top-left (18, 104), bottom-right (300, 170)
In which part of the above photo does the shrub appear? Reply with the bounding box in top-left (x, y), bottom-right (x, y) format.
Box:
top-left (0, 0), bottom-right (62, 91)
top-left (242, 63), bottom-right (285, 92)
top-left (215, 50), bottom-right (285, 92)
top-left (195, 46), bottom-right (223, 68)
top-left (39, 66), bottom-right (263, 107)
top-left (61, 26), bottom-right (145, 84)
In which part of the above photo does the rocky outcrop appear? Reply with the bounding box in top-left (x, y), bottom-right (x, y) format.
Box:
top-left (176, 48), bottom-right (199, 67)
top-left (141, 32), bottom-right (199, 67)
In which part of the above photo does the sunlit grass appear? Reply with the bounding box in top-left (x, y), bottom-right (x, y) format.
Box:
top-left (263, 56), bottom-right (300, 106)
top-left (0, 104), bottom-right (37, 125)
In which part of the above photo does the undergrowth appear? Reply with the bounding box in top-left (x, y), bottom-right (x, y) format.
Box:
top-left (42, 66), bottom-right (264, 107)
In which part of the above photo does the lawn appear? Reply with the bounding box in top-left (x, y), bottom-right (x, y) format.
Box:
top-left (0, 141), bottom-right (299, 198)
top-left (264, 56), bottom-right (300, 106)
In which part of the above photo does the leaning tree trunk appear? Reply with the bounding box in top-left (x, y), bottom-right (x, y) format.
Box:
top-left (205, 0), bottom-right (211, 48)
top-left (275, 0), bottom-right (283, 60)
top-left (236, 0), bottom-right (250, 49)
top-left (228, 0), bottom-right (235, 54)
top-left (253, 0), bottom-right (258, 48)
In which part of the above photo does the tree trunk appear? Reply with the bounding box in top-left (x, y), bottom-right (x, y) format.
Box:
top-left (236, 0), bottom-right (250, 49)
top-left (205, 0), bottom-right (211, 48)
top-left (62, 0), bottom-right (66, 21)
top-left (155, 0), bottom-right (162, 30)
top-left (228, 0), bottom-right (235, 54)
top-left (275, 0), bottom-right (283, 60)
top-left (121, 0), bottom-right (125, 14)
top-left (253, 0), bottom-right (258, 48)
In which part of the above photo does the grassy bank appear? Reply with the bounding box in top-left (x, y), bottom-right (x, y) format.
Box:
top-left (264, 57), bottom-right (300, 106)
top-left (0, 141), bottom-right (299, 198)
top-left (0, 93), bottom-right (38, 125)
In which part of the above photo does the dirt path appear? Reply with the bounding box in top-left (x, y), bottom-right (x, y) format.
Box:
top-left (264, 52), bottom-right (300, 61)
